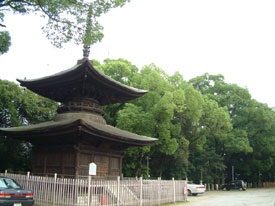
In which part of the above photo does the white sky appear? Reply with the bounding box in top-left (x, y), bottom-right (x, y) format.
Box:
top-left (1, 0), bottom-right (275, 107)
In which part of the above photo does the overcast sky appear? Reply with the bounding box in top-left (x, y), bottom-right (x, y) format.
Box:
top-left (1, 0), bottom-right (275, 107)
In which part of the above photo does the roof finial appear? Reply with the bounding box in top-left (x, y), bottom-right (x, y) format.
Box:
top-left (83, 45), bottom-right (90, 59)
top-left (82, 3), bottom-right (93, 59)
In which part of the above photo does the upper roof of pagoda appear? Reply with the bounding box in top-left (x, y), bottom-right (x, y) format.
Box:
top-left (17, 59), bottom-right (147, 105)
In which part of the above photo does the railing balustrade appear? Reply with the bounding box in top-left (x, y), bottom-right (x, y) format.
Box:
top-left (1, 172), bottom-right (188, 206)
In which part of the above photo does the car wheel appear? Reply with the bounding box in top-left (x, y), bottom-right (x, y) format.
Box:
top-left (192, 193), bottom-right (198, 196)
top-left (188, 189), bottom-right (192, 196)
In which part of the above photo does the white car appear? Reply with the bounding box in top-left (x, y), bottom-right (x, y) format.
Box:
top-left (187, 183), bottom-right (206, 196)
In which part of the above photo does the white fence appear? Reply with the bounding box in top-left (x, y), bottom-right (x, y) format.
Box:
top-left (1, 172), bottom-right (187, 206)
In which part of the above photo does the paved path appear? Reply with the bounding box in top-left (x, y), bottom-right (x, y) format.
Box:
top-left (180, 188), bottom-right (275, 206)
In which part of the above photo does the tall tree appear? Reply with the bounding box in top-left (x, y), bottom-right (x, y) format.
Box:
top-left (117, 64), bottom-right (181, 177)
top-left (189, 73), bottom-right (275, 183)
top-left (97, 61), bottom-right (236, 180)
top-left (188, 97), bottom-right (233, 184)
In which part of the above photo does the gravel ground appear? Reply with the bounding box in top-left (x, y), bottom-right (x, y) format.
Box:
top-left (180, 188), bottom-right (275, 206)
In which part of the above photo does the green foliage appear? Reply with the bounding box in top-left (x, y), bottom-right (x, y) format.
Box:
top-left (224, 129), bottom-right (252, 154)
top-left (0, 79), bottom-right (58, 172)
top-left (98, 59), bottom-right (234, 179)
top-left (102, 64), bottom-right (275, 182)
top-left (0, 0), bottom-right (130, 52)
top-left (97, 58), bottom-right (139, 126)
top-left (97, 58), bottom-right (139, 85)
top-left (0, 11), bottom-right (10, 55)
top-left (117, 104), bottom-right (154, 136)
top-left (0, 31), bottom-right (10, 55)
top-left (0, 80), bottom-right (57, 127)
top-left (190, 73), bottom-right (275, 183)
top-left (0, 137), bottom-right (32, 172)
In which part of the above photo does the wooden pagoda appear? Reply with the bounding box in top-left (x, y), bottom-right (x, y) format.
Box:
top-left (0, 59), bottom-right (157, 177)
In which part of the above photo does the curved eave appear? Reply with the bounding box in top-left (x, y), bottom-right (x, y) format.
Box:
top-left (81, 121), bottom-right (157, 146)
top-left (17, 59), bottom-right (147, 105)
top-left (0, 119), bottom-right (157, 147)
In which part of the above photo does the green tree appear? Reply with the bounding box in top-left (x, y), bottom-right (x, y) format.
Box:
top-left (189, 73), bottom-right (275, 183)
top-left (0, 12), bottom-right (10, 54)
top-left (0, 30), bottom-right (10, 55)
top-left (0, 0), bottom-right (129, 54)
top-left (188, 97), bottom-right (233, 184)
top-left (97, 61), bottom-right (182, 178)
top-left (0, 79), bottom-right (57, 171)
top-left (169, 73), bottom-right (234, 183)
top-left (238, 101), bottom-right (275, 184)
top-left (94, 58), bottom-right (140, 126)
top-left (97, 58), bottom-right (139, 85)
top-left (97, 61), bottom-right (235, 180)
top-left (117, 64), bottom-right (181, 177)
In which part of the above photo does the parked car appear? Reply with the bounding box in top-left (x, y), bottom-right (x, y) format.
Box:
top-left (187, 183), bottom-right (206, 196)
top-left (0, 176), bottom-right (34, 206)
top-left (221, 180), bottom-right (247, 191)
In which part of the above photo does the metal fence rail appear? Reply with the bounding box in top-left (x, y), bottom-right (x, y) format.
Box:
top-left (1, 172), bottom-right (187, 206)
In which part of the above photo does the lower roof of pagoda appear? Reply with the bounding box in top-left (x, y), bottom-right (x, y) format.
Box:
top-left (0, 118), bottom-right (157, 147)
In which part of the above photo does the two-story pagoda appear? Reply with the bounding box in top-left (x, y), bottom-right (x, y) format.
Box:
top-left (0, 59), bottom-right (157, 177)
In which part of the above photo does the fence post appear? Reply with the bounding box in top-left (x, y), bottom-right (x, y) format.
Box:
top-left (53, 173), bottom-right (57, 204)
top-left (158, 177), bottom-right (161, 206)
top-left (26, 171), bottom-right (30, 189)
top-left (139, 177), bottom-right (143, 206)
top-left (172, 178), bottom-right (176, 204)
top-left (139, 177), bottom-right (142, 206)
top-left (87, 175), bottom-right (91, 206)
top-left (117, 176), bottom-right (120, 206)
top-left (184, 178), bottom-right (188, 202)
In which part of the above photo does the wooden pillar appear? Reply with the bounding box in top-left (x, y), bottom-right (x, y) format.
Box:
top-left (119, 156), bottom-right (123, 177)
top-left (31, 149), bottom-right (36, 174)
top-left (43, 155), bottom-right (47, 174)
top-left (75, 146), bottom-right (80, 178)
top-left (61, 150), bottom-right (65, 175)
top-left (108, 156), bottom-right (111, 176)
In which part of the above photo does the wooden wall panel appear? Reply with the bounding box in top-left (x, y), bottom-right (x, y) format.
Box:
top-left (63, 153), bottom-right (76, 166)
top-left (110, 157), bottom-right (120, 176)
top-left (32, 144), bottom-right (123, 177)
top-left (32, 146), bottom-right (76, 176)
top-left (95, 155), bottom-right (109, 177)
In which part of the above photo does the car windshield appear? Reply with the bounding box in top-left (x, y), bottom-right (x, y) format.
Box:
top-left (0, 178), bottom-right (21, 189)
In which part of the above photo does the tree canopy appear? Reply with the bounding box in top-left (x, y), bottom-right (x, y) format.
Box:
top-left (0, 79), bottom-right (57, 171)
top-left (0, 0), bottom-right (129, 55)
top-left (98, 61), bottom-right (275, 184)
